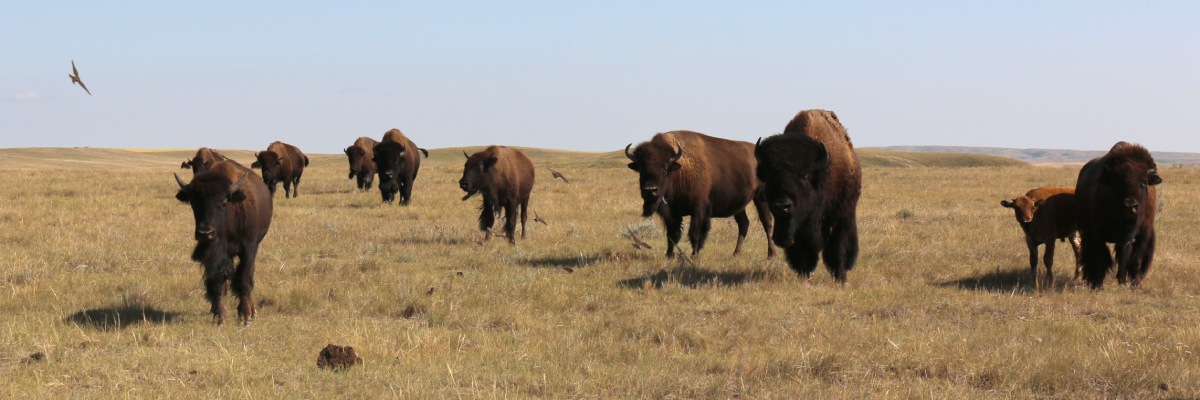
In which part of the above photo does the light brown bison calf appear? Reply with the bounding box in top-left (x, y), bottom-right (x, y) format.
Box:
top-left (1000, 187), bottom-right (1082, 288)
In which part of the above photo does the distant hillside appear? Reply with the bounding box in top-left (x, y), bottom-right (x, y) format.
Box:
top-left (870, 146), bottom-right (1200, 165)
top-left (856, 149), bottom-right (1027, 168)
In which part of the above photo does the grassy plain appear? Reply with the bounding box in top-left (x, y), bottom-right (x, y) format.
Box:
top-left (0, 147), bottom-right (1197, 399)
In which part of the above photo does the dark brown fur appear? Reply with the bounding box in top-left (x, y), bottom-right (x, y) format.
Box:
top-left (1075, 141), bottom-right (1162, 289)
top-left (373, 129), bottom-right (429, 205)
top-left (626, 131), bottom-right (774, 259)
top-left (180, 147), bottom-right (229, 174)
top-left (174, 160), bottom-right (273, 326)
top-left (1000, 187), bottom-right (1082, 288)
top-left (755, 109), bottom-right (861, 283)
top-left (344, 136), bottom-right (378, 191)
top-left (459, 146), bottom-right (535, 244)
top-left (252, 141), bottom-right (309, 199)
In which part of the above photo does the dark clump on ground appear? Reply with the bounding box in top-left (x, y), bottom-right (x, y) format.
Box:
top-left (317, 344), bottom-right (363, 371)
top-left (23, 352), bottom-right (47, 364)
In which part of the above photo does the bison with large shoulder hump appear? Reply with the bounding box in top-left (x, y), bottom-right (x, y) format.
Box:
top-left (372, 129), bottom-right (429, 205)
top-left (1075, 141), bottom-right (1162, 289)
top-left (344, 136), bottom-right (378, 191)
top-left (458, 146), bottom-right (535, 244)
top-left (174, 160), bottom-right (273, 326)
top-left (1000, 187), bottom-right (1082, 288)
top-left (625, 131), bottom-right (775, 259)
top-left (180, 147), bottom-right (229, 174)
top-left (252, 141), bottom-right (309, 198)
top-left (755, 109), bottom-right (861, 283)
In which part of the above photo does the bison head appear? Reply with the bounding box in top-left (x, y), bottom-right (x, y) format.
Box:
top-left (459, 150), bottom-right (497, 201)
top-left (625, 141), bottom-right (684, 217)
top-left (1100, 143), bottom-right (1162, 232)
top-left (251, 151), bottom-right (283, 183)
top-left (175, 171), bottom-right (250, 243)
top-left (1000, 196), bottom-right (1042, 225)
top-left (345, 146), bottom-right (366, 179)
top-left (755, 135), bottom-right (830, 248)
top-left (372, 141), bottom-right (408, 203)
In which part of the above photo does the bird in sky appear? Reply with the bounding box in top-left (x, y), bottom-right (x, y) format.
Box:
top-left (627, 228), bottom-right (652, 250)
top-left (533, 211), bottom-right (549, 226)
top-left (68, 60), bottom-right (91, 95)
top-left (547, 167), bottom-right (570, 183)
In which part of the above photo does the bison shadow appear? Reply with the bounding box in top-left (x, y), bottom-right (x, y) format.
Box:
top-left (523, 254), bottom-right (605, 269)
top-left (66, 306), bottom-right (182, 330)
top-left (940, 267), bottom-right (1079, 293)
top-left (619, 265), bottom-right (770, 289)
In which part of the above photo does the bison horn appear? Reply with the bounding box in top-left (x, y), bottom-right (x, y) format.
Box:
top-left (173, 173), bottom-right (187, 189)
top-left (230, 172), bottom-right (250, 192)
top-left (625, 144), bottom-right (635, 161)
top-left (463, 151), bottom-right (470, 159)
top-left (669, 142), bottom-right (684, 164)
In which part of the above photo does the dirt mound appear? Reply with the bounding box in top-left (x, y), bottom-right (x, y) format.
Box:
top-left (317, 344), bottom-right (363, 371)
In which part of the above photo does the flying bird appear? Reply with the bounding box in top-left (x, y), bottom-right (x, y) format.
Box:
top-left (68, 60), bottom-right (91, 95)
top-left (533, 211), bottom-right (548, 226)
top-left (547, 167), bottom-right (570, 183)
top-left (627, 228), bottom-right (653, 250)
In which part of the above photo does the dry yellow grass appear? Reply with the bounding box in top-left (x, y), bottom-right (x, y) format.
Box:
top-left (1, 148), bottom-right (1198, 398)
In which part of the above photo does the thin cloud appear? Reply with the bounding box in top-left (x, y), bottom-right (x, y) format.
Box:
top-left (11, 91), bottom-right (44, 101)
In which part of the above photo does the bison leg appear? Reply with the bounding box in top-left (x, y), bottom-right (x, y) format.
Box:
top-left (1080, 235), bottom-right (1113, 289)
top-left (503, 203), bottom-right (519, 244)
top-left (1129, 232), bottom-right (1156, 288)
top-left (282, 179), bottom-right (293, 199)
top-left (1042, 239), bottom-right (1057, 289)
top-left (687, 205), bottom-right (712, 257)
top-left (822, 216), bottom-right (859, 284)
top-left (399, 176), bottom-right (413, 206)
top-left (1067, 232), bottom-right (1083, 280)
top-left (233, 245), bottom-right (258, 326)
top-left (479, 196), bottom-right (496, 241)
top-left (753, 193), bottom-right (776, 259)
top-left (266, 181), bottom-right (278, 198)
top-left (292, 175), bottom-right (301, 198)
top-left (204, 274), bottom-right (230, 326)
top-left (784, 244), bottom-right (819, 280)
top-left (1115, 241), bottom-right (1132, 286)
top-left (662, 212), bottom-right (684, 259)
top-left (732, 210), bottom-right (750, 256)
top-left (364, 173), bottom-right (374, 190)
top-left (519, 197), bottom-right (529, 239)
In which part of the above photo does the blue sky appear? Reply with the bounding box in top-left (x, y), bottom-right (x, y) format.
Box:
top-left (2, 1), bottom-right (1197, 153)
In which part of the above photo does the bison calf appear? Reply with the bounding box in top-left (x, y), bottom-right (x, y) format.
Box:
top-left (174, 160), bottom-right (273, 326)
top-left (344, 136), bottom-right (378, 191)
top-left (1075, 141), bottom-right (1162, 289)
top-left (459, 146), bottom-right (535, 244)
top-left (1000, 187), bottom-right (1082, 288)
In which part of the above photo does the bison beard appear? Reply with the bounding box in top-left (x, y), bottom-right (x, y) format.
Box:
top-left (192, 240), bottom-right (234, 282)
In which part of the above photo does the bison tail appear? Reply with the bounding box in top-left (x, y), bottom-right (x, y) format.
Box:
top-left (303, 155), bottom-right (310, 166)
top-left (419, 148), bottom-right (430, 158)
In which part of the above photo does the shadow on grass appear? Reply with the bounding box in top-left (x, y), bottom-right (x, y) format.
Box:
top-left (524, 254), bottom-right (605, 269)
top-left (66, 306), bottom-right (183, 330)
top-left (940, 267), bottom-right (1080, 293)
top-left (618, 265), bottom-right (770, 289)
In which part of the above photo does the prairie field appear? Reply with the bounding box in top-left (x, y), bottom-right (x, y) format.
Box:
top-left (1, 147), bottom-right (1198, 399)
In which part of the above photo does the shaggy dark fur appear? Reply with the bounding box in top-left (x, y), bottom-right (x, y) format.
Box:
top-left (1075, 141), bottom-right (1162, 289)
top-left (251, 141), bottom-right (309, 199)
top-left (372, 129), bottom-right (429, 205)
top-left (625, 130), bottom-right (774, 259)
top-left (1000, 187), bottom-right (1082, 288)
top-left (755, 109), bottom-right (861, 283)
top-left (459, 146), bottom-right (535, 244)
top-left (175, 160), bottom-right (273, 326)
top-left (344, 136), bottom-right (378, 191)
top-left (180, 147), bottom-right (229, 174)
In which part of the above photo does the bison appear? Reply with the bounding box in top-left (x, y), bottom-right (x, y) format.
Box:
top-left (372, 129), bottom-right (429, 205)
top-left (180, 147), bottom-right (229, 174)
top-left (252, 141), bottom-right (309, 198)
top-left (344, 136), bottom-right (378, 191)
top-left (1000, 187), bottom-right (1082, 288)
top-left (173, 160), bottom-right (273, 326)
top-left (458, 146), bottom-right (535, 243)
top-left (754, 109), bottom-right (861, 283)
top-left (1075, 141), bottom-right (1162, 289)
top-left (625, 131), bottom-right (774, 259)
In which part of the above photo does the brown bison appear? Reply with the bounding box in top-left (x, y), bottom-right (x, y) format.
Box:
top-left (252, 141), bottom-right (309, 198)
top-left (173, 160), bottom-right (273, 326)
top-left (458, 146), bottom-right (535, 243)
top-left (372, 129), bottom-right (429, 205)
top-left (344, 136), bottom-right (378, 191)
top-left (1000, 187), bottom-right (1082, 288)
top-left (180, 147), bottom-right (228, 174)
top-left (754, 109), bottom-right (861, 283)
top-left (1075, 141), bottom-right (1162, 289)
top-left (625, 131), bottom-right (774, 259)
